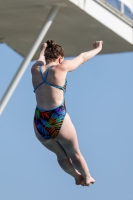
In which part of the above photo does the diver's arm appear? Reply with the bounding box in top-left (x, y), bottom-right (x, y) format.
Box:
top-left (31, 43), bottom-right (47, 73)
top-left (61, 41), bottom-right (103, 72)
top-left (36, 42), bottom-right (47, 65)
top-left (82, 41), bottom-right (103, 63)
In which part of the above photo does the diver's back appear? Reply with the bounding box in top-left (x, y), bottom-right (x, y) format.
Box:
top-left (32, 64), bottom-right (67, 110)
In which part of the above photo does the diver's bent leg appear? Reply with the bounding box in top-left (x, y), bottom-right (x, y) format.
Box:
top-left (34, 123), bottom-right (83, 184)
top-left (57, 157), bottom-right (83, 184)
top-left (56, 113), bottom-right (95, 185)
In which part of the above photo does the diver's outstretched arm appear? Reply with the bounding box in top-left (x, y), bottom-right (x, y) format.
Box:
top-left (61, 40), bottom-right (103, 72)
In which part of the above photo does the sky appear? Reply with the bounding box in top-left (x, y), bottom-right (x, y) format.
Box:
top-left (0, 43), bottom-right (133, 200)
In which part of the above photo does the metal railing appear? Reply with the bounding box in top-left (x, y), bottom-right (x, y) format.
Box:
top-left (102, 0), bottom-right (133, 20)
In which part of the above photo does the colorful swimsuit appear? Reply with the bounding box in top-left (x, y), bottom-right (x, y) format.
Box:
top-left (33, 66), bottom-right (67, 139)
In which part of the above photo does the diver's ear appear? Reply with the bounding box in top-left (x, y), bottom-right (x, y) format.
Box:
top-left (59, 57), bottom-right (63, 64)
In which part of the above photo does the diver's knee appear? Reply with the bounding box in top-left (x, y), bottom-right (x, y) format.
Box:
top-left (56, 148), bottom-right (68, 160)
top-left (70, 152), bottom-right (82, 161)
top-left (57, 154), bottom-right (68, 161)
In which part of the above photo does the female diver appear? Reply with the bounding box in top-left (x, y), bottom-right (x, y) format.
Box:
top-left (31, 40), bottom-right (103, 186)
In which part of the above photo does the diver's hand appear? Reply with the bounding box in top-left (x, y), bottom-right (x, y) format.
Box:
top-left (93, 41), bottom-right (103, 50)
top-left (40, 42), bottom-right (47, 52)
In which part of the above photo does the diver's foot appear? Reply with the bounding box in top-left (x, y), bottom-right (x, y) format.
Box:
top-left (75, 170), bottom-right (84, 186)
top-left (75, 174), bottom-right (84, 185)
top-left (82, 175), bottom-right (95, 186)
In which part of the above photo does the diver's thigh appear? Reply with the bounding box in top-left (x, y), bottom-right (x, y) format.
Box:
top-left (33, 122), bottom-right (67, 158)
top-left (56, 113), bottom-right (77, 141)
top-left (56, 113), bottom-right (81, 155)
top-left (33, 122), bottom-right (49, 144)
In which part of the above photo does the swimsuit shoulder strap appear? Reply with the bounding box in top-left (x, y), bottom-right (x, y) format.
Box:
top-left (40, 65), bottom-right (52, 82)
top-left (33, 65), bottom-right (67, 93)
